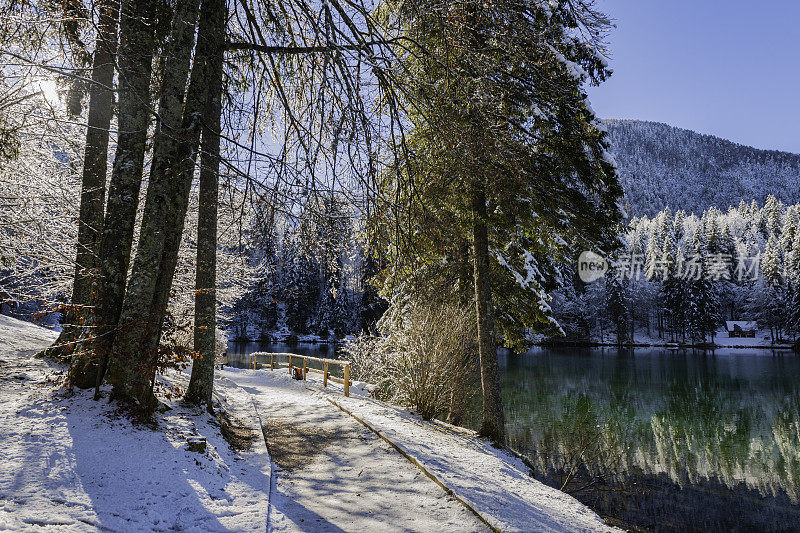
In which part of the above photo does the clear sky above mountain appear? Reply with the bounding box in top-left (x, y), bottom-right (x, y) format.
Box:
top-left (587, 0), bottom-right (800, 154)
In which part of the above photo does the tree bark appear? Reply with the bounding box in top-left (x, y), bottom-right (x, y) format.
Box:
top-left (186, 0), bottom-right (225, 409)
top-left (108, 0), bottom-right (217, 410)
top-left (471, 185), bottom-right (505, 444)
top-left (45, 0), bottom-right (117, 366)
top-left (77, 0), bottom-right (159, 391)
top-left (448, 240), bottom-right (473, 425)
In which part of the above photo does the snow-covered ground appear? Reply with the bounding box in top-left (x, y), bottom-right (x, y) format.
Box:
top-left (221, 367), bottom-right (487, 532)
top-left (0, 315), bottom-right (270, 532)
top-left (1, 315), bottom-right (616, 532)
top-left (554, 325), bottom-right (794, 349)
top-left (221, 367), bottom-right (618, 533)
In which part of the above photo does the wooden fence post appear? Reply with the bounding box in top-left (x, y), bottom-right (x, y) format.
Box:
top-left (288, 354), bottom-right (293, 374)
top-left (270, 353), bottom-right (275, 371)
top-left (323, 361), bottom-right (329, 388)
top-left (344, 363), bottom-right (350, 397)
top-left (302, 357), bottom-right (307, 380)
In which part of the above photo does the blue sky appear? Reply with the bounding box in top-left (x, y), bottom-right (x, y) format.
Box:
top-left (587, 0), bottom-right (800, 153)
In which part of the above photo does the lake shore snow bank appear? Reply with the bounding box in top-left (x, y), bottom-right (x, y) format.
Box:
top-left (221, 365), bottom-right (618, 532)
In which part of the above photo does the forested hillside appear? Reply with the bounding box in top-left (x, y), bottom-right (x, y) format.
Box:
top-left (606, 120), bottom-right (800, 216)
top-left (551, 196), bottom-right (800, 345)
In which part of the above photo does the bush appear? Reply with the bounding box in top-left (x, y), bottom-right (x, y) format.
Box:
top-left (162, 323), bottom-right (228, 366)
top-left (343, 301), bottom-right (477, 421)
top-left (342, 333), bottom-right (393, 397)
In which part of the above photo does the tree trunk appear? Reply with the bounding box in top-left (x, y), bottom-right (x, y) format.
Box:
top-left (71, 0), bottom-right (158, 389)
top-left (108, 0), bottom-right (216, 410)
top-left (630, 313), bottom-right (635, 345)
top-left (45, 0), bottom-right (117, 366)
top-left (471, 185), bottom-right (505, 444)
top-left (447, 240), bottom-right (472, 425)
top-left (186, 0), bottom-right (225, 409)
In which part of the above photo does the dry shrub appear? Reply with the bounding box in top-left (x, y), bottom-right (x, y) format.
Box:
top-left (161, 321), bottom-right (228, 365)
top-left (344, 301), bottom-right (477, 421)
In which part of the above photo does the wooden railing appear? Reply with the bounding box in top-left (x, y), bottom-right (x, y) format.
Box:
top-left (248, 352), bottom-right (352, 397)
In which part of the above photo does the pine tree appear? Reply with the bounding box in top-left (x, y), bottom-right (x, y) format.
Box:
top-left (762, 234), bottom-right (782, 285)
top-left (660, 241), bottom-right (685, 342)
top-left (644, 214), bottom-right (663, 280)
top-left (762, 194), bottom-right (783, 238)
top-left (604, 273), bottom-right (631, 345)
top-left (379, 0), bottom-right (623, 442)
top-left (685, 233), bottom-right (721, 343)
top-left (779, 205), bottom-right (798, 279)
top-left (284, 250), bottom-right (319, 336)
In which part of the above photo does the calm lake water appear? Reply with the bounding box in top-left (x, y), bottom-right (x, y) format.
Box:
top-left (229, 341), bottom-right (800, 531)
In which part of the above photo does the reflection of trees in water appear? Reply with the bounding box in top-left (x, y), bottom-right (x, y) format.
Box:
top-left (770, 392), bottom-right (800, 499)
top-left (517, 393), bottom-right (634, 492)
top-left (649, 383), bottom-right (800, 502)
top-left (503, 353), bottom-right (800, 503)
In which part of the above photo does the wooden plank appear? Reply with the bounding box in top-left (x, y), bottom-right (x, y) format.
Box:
top-left (326, 375), bottom-right (353, 387)
top-left (250, 353), bottom-right (353, 396)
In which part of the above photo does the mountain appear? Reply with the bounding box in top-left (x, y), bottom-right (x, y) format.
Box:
top-left (604, 119), bottom-right (800, 217)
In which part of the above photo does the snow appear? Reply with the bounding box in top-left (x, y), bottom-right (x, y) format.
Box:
top-left (622, 325), bottom-right (793, 350)
top-left (327, 397), bottom-right (616, 533)
top-left (724, 320), bottom-right (758, 331)
top-left (1, 315), bottom-right (617, 532)
top-left (492, 249), bottom-right (543, 293)
top-left (0, 315), bottom-right (270, 532)
top-left (219, 367), bottom-right (487, 532)
top-left (221, 367), bottom-right (619, 533)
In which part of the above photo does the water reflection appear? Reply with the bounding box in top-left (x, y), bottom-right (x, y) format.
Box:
top-left (504, 347), bottom-right (800, 530)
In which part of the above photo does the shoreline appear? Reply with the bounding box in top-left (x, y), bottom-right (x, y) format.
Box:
top-left (535, 339), bottom-right (798, 351)
top-left (229, 334), bottom-right (800, 353)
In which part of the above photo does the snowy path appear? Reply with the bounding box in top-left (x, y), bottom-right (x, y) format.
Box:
top-left (0, 314), bottom-right (614, 532)
top-left (220, 368), bottom-right (487, 533)
top-left (329, 396), bottom-right (616, 532)
top-left (222, 367), bottom-right (617, 533)
top-left (0, 315), bottom-right (270, 532)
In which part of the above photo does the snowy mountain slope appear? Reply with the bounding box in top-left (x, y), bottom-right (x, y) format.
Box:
top-left (605, 120), bottom-right (800, 216)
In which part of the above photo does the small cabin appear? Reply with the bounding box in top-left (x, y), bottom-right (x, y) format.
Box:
top-left (726, 321), bottom-right (757, 338)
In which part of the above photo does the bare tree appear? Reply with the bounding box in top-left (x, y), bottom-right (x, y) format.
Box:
top-left (44, 0), bottom-right (118, 363)
top-left (185, 0), bottom-right (226, 410)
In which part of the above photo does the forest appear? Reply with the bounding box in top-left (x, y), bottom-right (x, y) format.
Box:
top-left (551, 196), bottom-right (800, 346)
top-left (0, 0), bottom-right (628, 445)
top-left (605, 119), bottom-right (800, 216)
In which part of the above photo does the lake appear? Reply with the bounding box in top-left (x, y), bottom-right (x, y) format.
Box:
top-left (501, 346), bottom-right (800, 531)
top-left (228, 341), bottom-right (800, 531)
